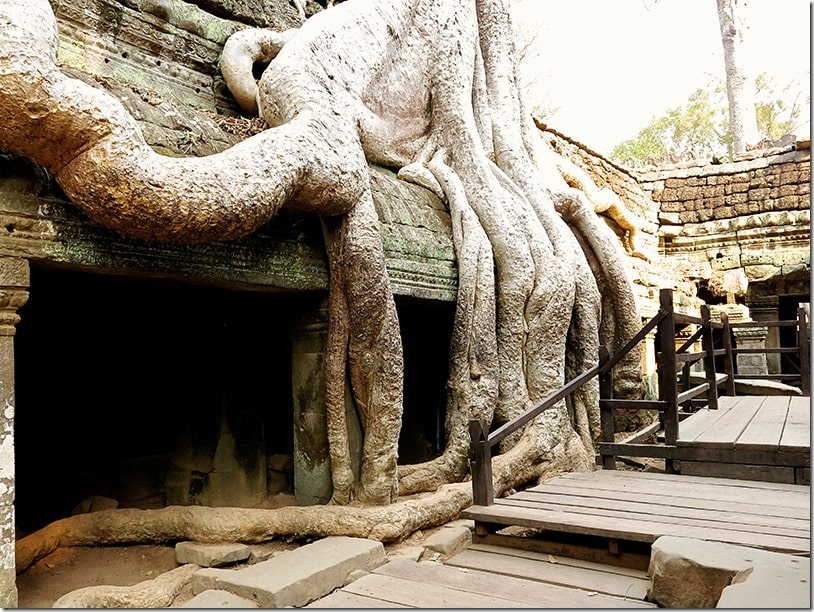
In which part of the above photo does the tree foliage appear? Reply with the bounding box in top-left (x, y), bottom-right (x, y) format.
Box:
top-left (611, 73), bottom-right (808, 166)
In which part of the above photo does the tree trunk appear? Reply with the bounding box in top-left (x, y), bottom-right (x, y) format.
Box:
top-left (1, 0), bottom-right (646, 581)
top-left (717, 0), bottom-right (760, 154)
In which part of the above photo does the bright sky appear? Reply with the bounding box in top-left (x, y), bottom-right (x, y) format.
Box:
top-left (512, 0), bottom-right (811, 156)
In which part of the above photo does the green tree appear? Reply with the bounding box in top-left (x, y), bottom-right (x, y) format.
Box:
top-left (754, 73), bottom-right (809, 141)
top-left (610, 73), bottom-right (807, 166)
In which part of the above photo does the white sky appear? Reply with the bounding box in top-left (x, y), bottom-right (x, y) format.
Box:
top-left (512, 0), bottom-right (811, 156)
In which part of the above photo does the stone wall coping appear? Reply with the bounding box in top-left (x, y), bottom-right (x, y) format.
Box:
top-left (635, 145), bottom-right (810, 183)
top-left (659, 209), bottom-right (810, 238)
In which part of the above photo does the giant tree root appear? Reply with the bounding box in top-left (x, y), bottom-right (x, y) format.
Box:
top-left (51, 563), bottom-right (200, 608)
top-left (16, 483), bottom-right (473, 573)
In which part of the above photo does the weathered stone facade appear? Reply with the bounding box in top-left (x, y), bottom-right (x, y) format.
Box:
top-left (640, 142), bottom-right (810, 299)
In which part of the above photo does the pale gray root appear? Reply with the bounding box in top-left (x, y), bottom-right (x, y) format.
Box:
top-left (0, 1), bottom-right (368, 244)
top-left (51, 564), bottom-right (199, 608)
top-left (331, 193), bottom-right (404, 504)
top-left (219, 27), bottom-right (298, 114)
top-left (16, 485), bottom-right (474, 573)
top-left (473, 0), bottom-right (597, 455)
top-left (398, 152), bottom-right (499, 494)
top-left (538, 132), bottom-right (649, 261)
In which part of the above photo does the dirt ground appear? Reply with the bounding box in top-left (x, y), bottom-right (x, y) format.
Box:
top-left (17, 543), bottom-right (195, 608)
top-left (14, 494), bottom-right (439, 609)
top-left (15, 463), bottom-right (665, 608)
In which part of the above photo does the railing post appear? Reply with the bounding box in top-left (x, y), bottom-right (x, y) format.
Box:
top-left (798, 305), bottom-right (810, 396)
top-left (701, 305), bottom-right (719, 410)
top-left (598, 345), bottom-right (615, 470)
top-left (468, 419), bottom-right (494, 506)
top-left (720, 311), bottom-right (737, 396)
top-left (658, 289), bottom-right (678, 474)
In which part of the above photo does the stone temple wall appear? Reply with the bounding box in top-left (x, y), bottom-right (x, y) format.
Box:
top-left (540, 127), bottom-right (701, 318)
top-left (636, 142), bottom-right (811, 301)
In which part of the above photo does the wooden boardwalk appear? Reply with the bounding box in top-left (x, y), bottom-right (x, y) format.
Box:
top-left (676, 394), bottom-right (810, 483)
top-left (307, 544), bottom-right (656, 608)
top-left (463, 470), bottom-right (810, 569)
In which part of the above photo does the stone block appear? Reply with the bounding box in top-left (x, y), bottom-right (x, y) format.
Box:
top-left (387, 545), bottom-right (424, 562)
top-left (422, 525), bottom-right (472, 555)
top-left (175, 541), bottom-right (251, 567)
top-left (201, 536), bottom-right (386, 607)
top-left (648, 536), bottom-right (807, 609)
top-left (191, 567), bottom-right (233, 594)
top-left (717, 556), bottom-right (810, 608)
top-left (181, 589), bottom-right (258, 608)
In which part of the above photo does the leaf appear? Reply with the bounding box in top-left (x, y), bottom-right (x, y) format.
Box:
top-left (548, 554), bottom-right (557, 564)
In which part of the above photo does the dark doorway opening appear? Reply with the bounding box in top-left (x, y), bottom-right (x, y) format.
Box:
top-left (13, 265), bottom-right (454, 533)
top-left (13, 265), bottom-right (298, 533)
top-left (778, 293), bottom-right (810, 378)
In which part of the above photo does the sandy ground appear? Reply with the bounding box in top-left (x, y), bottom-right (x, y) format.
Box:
top-left (17, 544), bottom-right (192, 608)
top-left (16, 536), bottom-right (435, 608)
top-left (15, 463), bottom-right (663, 608)
top-left (15, 492), bottom-right (308, 608)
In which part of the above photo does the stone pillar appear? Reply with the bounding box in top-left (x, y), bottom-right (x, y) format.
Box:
top-left (0, 258), bottom-right (29, 608)
top-left (643, 329), bottom-right (659, 399)
top-left (733, 326), bottom-right (769, 377)
top-left (291, 298), bottom-right (361, 505)
top-left (748, 295), bottom-right (781, 374)
top-left (165, 317), bottom-right (267, 509)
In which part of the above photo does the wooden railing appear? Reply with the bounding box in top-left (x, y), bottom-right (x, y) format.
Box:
top-left (719, 308), bottom-right (810, 394)
top-left (468, 288), bottom-right (811, 506)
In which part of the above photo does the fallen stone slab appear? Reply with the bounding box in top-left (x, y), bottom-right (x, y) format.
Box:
top-left (190, 536), bottom-right (386, 607)
top-left (191, 567), bottom-right (232, 594)
top-left (175, 542), bottom-right (251, 567)
top-left (717, 556), bottom-right (810, 608)
top-left (422, 525), bottom-right (472, 555)
top-left (387, 545), bottom-right (424, 562)
top-left (648, 536), bottom-right (809, 608)
top-left (181, 589), bottom-right (258, 608)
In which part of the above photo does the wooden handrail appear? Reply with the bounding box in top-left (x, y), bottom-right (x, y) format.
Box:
top-left (487, 363), bottom-right (600, 448)
top-left (468, 289), bottom-right (811, 507)
top-left (599, 312), bottom-right (664, 375)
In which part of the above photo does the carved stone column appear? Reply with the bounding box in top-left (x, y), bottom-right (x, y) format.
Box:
top-left (733, 326), bottom-right (769, 377)
top-left (748, 295), bottom-right (780, 374)
top-left (643, 329), bottom-right (658, 399)
top-left (291, 297), bottom-right (361, 505)
top-left (0, 257), bottom-right (29, 608)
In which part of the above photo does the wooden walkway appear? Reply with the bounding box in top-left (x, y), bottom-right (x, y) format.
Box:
top-left (307, 544), bottom-right (656, 608)
top-left (463, 470), bottom-right (810, 569)
top-left (675, 394), bottom-right (810, 483)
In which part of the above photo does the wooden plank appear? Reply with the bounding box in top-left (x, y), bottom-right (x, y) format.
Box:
top-left (342, 570), bottom-right (537, 608)
top-left (679, 461), bottom-right (796, 484)
top-left (463, 502), bottom-right (809, 553)
top-left (370, 559), bottom-right (653, 608)
top-left (465, 543), bottom-right (650, 580)
top-left (780, 396), bottom-right (811, 452)
top-left (675, 446), bottom-right (808, 468)
top-left (508, 489), bottom-right (809, 535)
top-left (471, 531), bottom-right (651, 571)
top-left (735, 396), bottom-right (790, 451)
top-left (305, 590), bottom-right (409, 608)
top-left (690, 395), bottom-right (764, 448)
top-left (676, 404), bottom-right (734, 444)
top-left (547, 472), bottom-right (810, 511)
top-left (564, 467), bottom-right (809, 493)
top-left (529, 482), bottom-right (809, 523)
top-left (498, 494), bottom-right (807, 540)
top-left (444, 547), bottom-right (651, 601)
